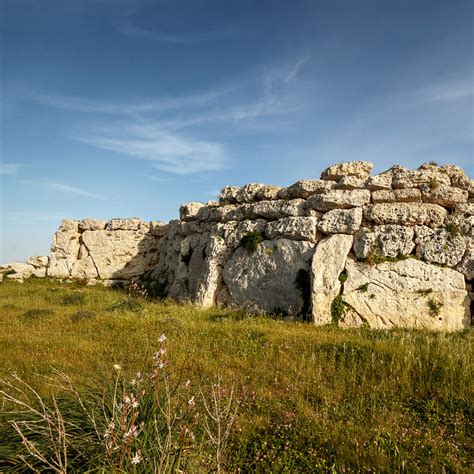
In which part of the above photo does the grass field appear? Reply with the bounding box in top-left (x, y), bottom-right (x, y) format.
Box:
top-left (0, 278), bottom-right (472, 472)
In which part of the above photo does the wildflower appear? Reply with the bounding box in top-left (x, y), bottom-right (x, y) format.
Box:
top-left (158, 360), bottom-right (166, 369)
top-left (184, 379), bottom-right (191, 389)
top-left (136, 371), bottom-right (141, 379)
top-left (104, 420), bottom-right (115, 439)
top-left (131, 449), bottom-right (142, 465)
top-left (123, 424), bottom-right (140, 442)
top-left (158, 334), bottom-right (167, 343)
top-left (188, 396), bottom-right (195, 408)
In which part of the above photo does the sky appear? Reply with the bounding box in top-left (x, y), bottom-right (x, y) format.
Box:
top-left (0, 0), bottom-right (473, 263)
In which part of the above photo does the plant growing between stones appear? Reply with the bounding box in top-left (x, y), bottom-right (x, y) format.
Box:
top-left (416, 289), bottom-right (433, 297)
top-left (331, 295), bottom-right (345, 324)
top-left (240, 232), bottom-right (265, 252)
top-left (427, 299), bottom-right (443, 316)
top-left (357, 283), bottom-right (369, 292)
top-left (445, 223), bottom-right (461, 237)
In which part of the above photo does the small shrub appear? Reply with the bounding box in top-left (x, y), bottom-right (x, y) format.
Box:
top-left (428, 161), bottom-right (439, 166)
top-left (264, 247), bottom-right (273, 256)
top-left (365, 252), bottom-right (409, 265)
top-left (445, 223), bottom-right (461, 237)
top-left (427, 299), bottom-right (443, 316)
top-left (417, 288), bottom-right (433, 297)
top-left (357, 283), bottom-right (369, 292)
top-left (338, 271), bottom-right (347, 284)
top-left (61, 292), bottom-right (86, 306)
top-left (107, 299), bottom-right (143, 313)
top-left (23, 309), bottom-right (54, 319)
top-left (240, 232), bottom-right (264, 252)
top-left (331, 295), bottom-right (345, 324)
top-left (70, 310), bottom-right (97, 322)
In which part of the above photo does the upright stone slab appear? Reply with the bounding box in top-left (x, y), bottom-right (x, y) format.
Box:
top-left (311, 234), bottom-right (353, 325)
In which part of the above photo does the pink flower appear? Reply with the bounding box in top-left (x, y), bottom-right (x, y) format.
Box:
top-left (131, 449), bottom-right (142, 465)
top-left (188, 396), bottom-right (195, 408)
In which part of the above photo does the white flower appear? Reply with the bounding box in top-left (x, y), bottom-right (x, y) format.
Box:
top-left (131, 450), bottom-right (142, 465)
top-left (132, 400), bottom-right (139, 409)
top-left (158, 334), bottom-right (167, 343)
top-left (184, 379), bottom-right (191, 389)
top-left (188, 396), bottom-right (195, 408)
top-left (136, 371), bottom-right (141, 379)
top-left (158, 360), bottom-right (166, 369)
top-left (113, 364), bottom-right (121, 371)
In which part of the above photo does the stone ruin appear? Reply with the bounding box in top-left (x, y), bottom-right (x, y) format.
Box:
top-left (1, 161), bottom-right (473, 331)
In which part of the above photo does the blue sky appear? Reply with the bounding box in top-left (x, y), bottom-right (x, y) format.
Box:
top-left (1, 0), bottom-right (473, 263)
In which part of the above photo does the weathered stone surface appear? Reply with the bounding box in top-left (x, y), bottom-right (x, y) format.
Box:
top-left (179, 202), bottom-right (204, 221)
top-left (317, 208), bottom-right (362, 235)
top-left (414, 226), bottom-right (466, 267)
top-left (47, 220), bottom-right (81, 278)
top-left (335, 176), bottom-right (367, 190)
top-left (282, 179), bottom-right (336, 199)
top-left (365, 174), bottom-right (392, 191)
top-left (307, 189), bottom-right (370, 212)
top-left (236, 183), bottom-right (267, 203)
top-left (218, 185), bottom-right (240, 204)
top-left (364, 203), bottom-right (447, 227)
top-left (107, 218), bottom-right (142, 231)
top-left (456, 243), bottom-right (473, 280)
top-left (223, 239), bottom-right (314, 315)
top-left (81, 229), bottom-right (160, 280)
top-left (250, 199), bottom-right (307, 220)
top-left (343, 258), bottom-right (470, 331)
top-left (149, 221), bottom-right (169, 237)
top-left (221, 219), bottom-right (267, 249)
top-left (321, 161), bottom-right (373, 181)
top-left (419, 184), bottom-right (468, 208)
top-left (71, 255), bottom-right (99, 280)
top-left (391, 166), bottom-right (451, 189)
top-left (353, 225), bottom-right (415, 259)
top-left (372, 188), bottom-right (421, 203)
top-left (311, 234), bottom-right (353, 325)
top-left (255, 185), bottom-right (281, 201)
top-left (266, 217), bottom-right (319, 242)
top-left (193, 236), bottom-right (231, 308)
top-left (439, 164), bottom-right (471, 190)
top-left (78, 219), bottom-right (107, 231)
top-left (26, 256), bottom-right (49, 268)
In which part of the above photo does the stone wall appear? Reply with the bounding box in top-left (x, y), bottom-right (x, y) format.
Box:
top-left (2, 161), bottom-right (473, 330)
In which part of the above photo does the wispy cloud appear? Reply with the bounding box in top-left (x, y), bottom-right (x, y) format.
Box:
top-left (48, 182), bottom-right (105, 200)
top-left (118, 22), bottom-right (236, 44)
top-left (77, 127), bottom-right (226, 175)
top-left (20, 180), bottom-right (105, 199)
top-left (0, 163), bottom-right (19, 175)
top-left (420, 80), bottom-right (473, 103)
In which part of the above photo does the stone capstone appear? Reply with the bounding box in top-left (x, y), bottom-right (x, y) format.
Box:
top-left (179, 202), bottom-right (205, 221)
top-left (321, 161), bottom-right (373, 181)
top-left (281, 179), bottom-right (336, 199)
top-left (419, 184), bottom-right (468, 208)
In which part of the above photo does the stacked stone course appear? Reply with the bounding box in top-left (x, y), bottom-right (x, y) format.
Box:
top-left (1, 161), bottom-right (472, 331)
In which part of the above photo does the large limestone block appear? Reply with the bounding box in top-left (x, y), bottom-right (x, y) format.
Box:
top-left (365, 174), bottom-right (392, 191)
top-left (281, 179), bottom-right (336, 199)
top-left (3, 263), bottom-right (36, 280)
top-left (79, 219), bottom-right (107, 231)
top-left (307, 189), bottom-right (370, 212)
top-left (223, 239), bottom-right (315, 315)
top-left (81, 229), bottom-right (160, 280)
top-left (364, 203), bottom-right (447, 227)
top-left (317, 208), bottom-right (362, 235)
top-left (311, 234), bottom-right (353, 325)
top-left (321, 161), bottom-right (373, 181)
top-left (353, 225), bottom-right (415, 259)
top-left (236, 183), bottom-right (267, 203)
top-left (440, 164), bottom-right (472, 190)
top-left (250, 199), bottom-right (307, 220)
top-left (107, 218), bottom-right (143, 231)
top-left (255, 185), bottom-right (282, 201)
top-left (71, 256), bottom-right (99, 280)
top-left (220, 219), bottom-right (267, 249)
top-left (414, 226), bottom-right (466, 267)
top-left (47, 220), bottom-right (81, 278)
top-left (219, 185), bottom-right (240, 204)
top-left (335, 176), bottom-right (368, 190)
top-left (372, 188), bottom-right (421, 203)
top-left (194, 236), bottom-right (231, 308)
top-left (419, 184), bottom-right (468, 208)
top-left (456, 244), bottom-right (473, 280)
top-left (179, 202), bottom-right (205, 221)
top-left (391, 166), bottom-right (451, 189)
top-left (266, 217), bottom-right (319, 242)
top-left (26, 256), bottom-right (49, 268)
top-left (343, 258), bottom-right (470, 331)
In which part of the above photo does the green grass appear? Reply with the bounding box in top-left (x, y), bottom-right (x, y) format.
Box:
top-left (0, 278), bottom-right (472, 472)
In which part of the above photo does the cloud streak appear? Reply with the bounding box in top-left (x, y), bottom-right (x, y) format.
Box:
top-left (0, 163), bottom-right (19, 175)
